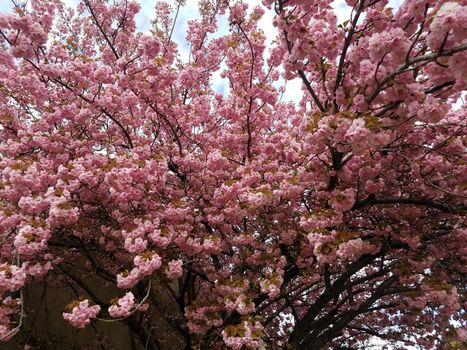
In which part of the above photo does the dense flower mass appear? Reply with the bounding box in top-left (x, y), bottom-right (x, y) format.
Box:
top-left (0, 0), bottom-right (466, 349)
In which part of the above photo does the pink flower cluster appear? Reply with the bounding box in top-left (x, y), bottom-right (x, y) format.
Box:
top-left (116, 269), bottom-right (140, 289)
top-left (335, 238), bottom-right (379, 261)
top-left (259, 273), bottom-right (283, 299)
top-left (0, 264), bottom-right (26, 293)
top-left (329, 188), bottom-right (356, 213)
top-left (222, 320), bottom-right (265, 350)
top-left (14, 225), bottom-right (50, 255)
top-left (224, 294), bottom-right (255, 315)
top-left (428, 2), bottom-right (467, 50)
top-left (23, 261), bottom-right (52, 276)
top-left (62, 300), bottom-right (101, 329)
top-left (117, 252), bottom-right (162, 288)
top-left (165, 259), bottom-right (183, 279)
top-left (185, 304), bottom-right (223, 334)
top-left (108, 292), bottom-right (135, 318)
top-left (134, 252), bottom-right (162, 277)
top-left (123, 235), bottom-right (147, 254)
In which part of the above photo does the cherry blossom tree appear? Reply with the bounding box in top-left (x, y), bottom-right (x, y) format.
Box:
top-left (0, 0), bottom-right (466, 349)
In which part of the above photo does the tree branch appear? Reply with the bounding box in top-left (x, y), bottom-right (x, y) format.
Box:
top-left (334, 0), bottom-right (366, 97)
top-left (352, 196), bottom-right (466, 214)
top-left (367, 43), bottom-right (467, 103)
top-left (84, 0), bottom-right (120, 59)
top-left (297, 70), bottom-right (326, 112)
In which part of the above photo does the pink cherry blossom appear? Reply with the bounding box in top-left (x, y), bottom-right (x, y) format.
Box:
top-left (62, 299), bottom-right (100, 329)
top-left (0, 0), bottom-right (466, 348)
top-left (108, 292), bottom-right (135, 318)
top-left (165, 259), bottom-right (183, 279)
